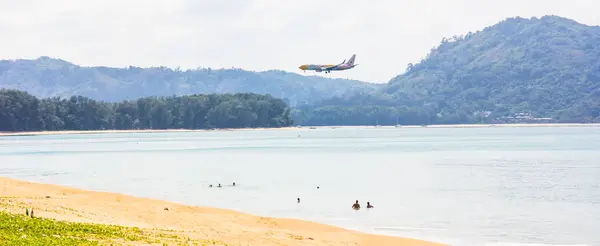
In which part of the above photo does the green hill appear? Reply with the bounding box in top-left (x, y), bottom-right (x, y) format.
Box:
top-left (0, 57), bottom-right (380, 105)
top-left (296, 15), bottom-right (600, 125)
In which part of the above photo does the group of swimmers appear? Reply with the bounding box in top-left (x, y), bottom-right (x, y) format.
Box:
top-left (209, 182), bottom-right (235, 188)
top-left (209, 184), bottom-right (374, 210)
top-left (297, 187), bottom-right (374, 210)
top-left (352, 200), bottom-right (373, 210)
top-left (297, 198), bottom-right (374, 210)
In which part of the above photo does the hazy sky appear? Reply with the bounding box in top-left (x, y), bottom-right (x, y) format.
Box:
top-left (1, 0), bottom-right (600, 83)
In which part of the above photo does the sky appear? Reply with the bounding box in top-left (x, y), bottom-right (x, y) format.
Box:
top-left (1, 0), bottom-right (600, 83)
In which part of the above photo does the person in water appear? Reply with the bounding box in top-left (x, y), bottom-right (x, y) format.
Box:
top-left (297, 198), bottom-right (300, 203)
top-left (209, 184), bottom-right (213, 188)
top-left (352, 200), bottom-right (360, 209)
top-left (217, 184), bottom-right (222, 188)
top-left (367, 202), bottom-right (373, 208)
top-left (232, 182), bottom-right (236, 186)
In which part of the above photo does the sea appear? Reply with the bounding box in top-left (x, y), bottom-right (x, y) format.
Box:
top-left (0, 126), bottom-right (599, 246)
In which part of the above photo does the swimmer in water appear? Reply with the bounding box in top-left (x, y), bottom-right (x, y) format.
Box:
top-left (233, 182), bottom-right (236, 186)
top-left (297, 198), bottom-right (300, 203)
top-left (367, 202), bottom-right (373, 208)
top-left (217, 184), bottom-right (222, 188)
top-left (352, 200), bottom-right (360, 210)
top-left (209, 184), bottom-right (213, 188)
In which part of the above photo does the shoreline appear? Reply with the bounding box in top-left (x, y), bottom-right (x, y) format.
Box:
top-left (0, 127), bottom-right (298, 137)
top-left (1, 123), bottom-right (599, 137)
top-left (0, 176), bottom-right (447, 246)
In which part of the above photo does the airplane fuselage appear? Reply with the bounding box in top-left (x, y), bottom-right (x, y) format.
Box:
top-left (298, 64), bottom-right (347, 73)
top-left (298, 64), bottom-right (333, 72)
top-left (298, 54), bottom-right (358, 74)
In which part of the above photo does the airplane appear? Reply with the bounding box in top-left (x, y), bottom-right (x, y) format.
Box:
top-left (298, 54), bottom-right (358, 74)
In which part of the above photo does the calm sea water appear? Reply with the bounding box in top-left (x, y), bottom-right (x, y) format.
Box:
top-left (1, 126), bottom-right (599, 246)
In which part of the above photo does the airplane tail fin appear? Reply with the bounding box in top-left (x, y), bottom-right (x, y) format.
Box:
top-left (346, 54), bottom-right (356, 65)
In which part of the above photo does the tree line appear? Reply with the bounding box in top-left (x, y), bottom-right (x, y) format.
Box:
top-left (0, 89), bottom-right (293, 132)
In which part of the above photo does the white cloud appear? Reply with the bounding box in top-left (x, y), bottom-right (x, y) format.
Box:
top-left (1, 0), bottom-right (599, 83)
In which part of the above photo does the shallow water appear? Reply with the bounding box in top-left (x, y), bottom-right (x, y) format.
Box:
top-left (1, 126), bottom-right (599, 246)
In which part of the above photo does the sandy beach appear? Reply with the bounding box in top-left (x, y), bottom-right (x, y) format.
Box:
top-left (0, 177), bottom-right (446, 246)
top-left (1, 123), bottom-right (599, 137)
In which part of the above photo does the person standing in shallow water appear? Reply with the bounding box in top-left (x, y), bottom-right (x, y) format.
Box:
top-left (297, 198), bottom-right (300, 203)
top-left (352, 200), bottom-right (360, 210)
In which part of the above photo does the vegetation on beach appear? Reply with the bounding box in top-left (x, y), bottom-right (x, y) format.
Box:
top-left (0, 211), bottom-right (230, 246)
top-left (0, 210), bottom-right (144, 245)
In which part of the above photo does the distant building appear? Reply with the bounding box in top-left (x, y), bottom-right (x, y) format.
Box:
top-left (496, 112), bottom-right (554, 123)
top-left (473, 111), bottom-right (492, 118)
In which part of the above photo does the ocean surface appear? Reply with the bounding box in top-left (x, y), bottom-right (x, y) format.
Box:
top-left (1, 126), bottom-right (599, 246)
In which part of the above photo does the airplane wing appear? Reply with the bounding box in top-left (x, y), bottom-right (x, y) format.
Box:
top-left (322, 60), bottom-right (346, 70)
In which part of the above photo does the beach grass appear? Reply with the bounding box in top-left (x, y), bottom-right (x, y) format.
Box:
top-left (0, 210), bottom-right (140, 245)
top-left (0, 211), bottom-right (229, 246)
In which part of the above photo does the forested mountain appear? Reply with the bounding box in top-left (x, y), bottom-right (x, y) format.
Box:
top-left (296, 15), bottom-right (600, 125)
top-left (0, 89), bottom-right (292, 132)
top-left (0, 57), bottom-right (380, 105)
top-left (2, 15), bottom-right (599, 128)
